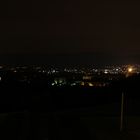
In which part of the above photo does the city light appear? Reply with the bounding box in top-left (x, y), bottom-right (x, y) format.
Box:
top-left (128, 67), bottom-right (133, 73)
top-left (0, 64), bottom-right (139, 88)
top-left (88, 83), bottom-right (94, 87)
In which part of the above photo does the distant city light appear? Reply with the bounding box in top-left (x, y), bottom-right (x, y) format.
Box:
top-left (88, 83), bottom-right (93, 87)
top-left (52, 83), bottom-right (55, 86)
top-left (83, 76), bottom-right (92, 80)
top-left (71, 83), bottom-right (76, 86)
top-left (128, 67), bottom-right (133, 73)
top-left (81, 82), bottom-right (85, 86)
top-left (52, 70), bottom-right (56, 73)
top-left (104, 69), bottom-right (108, 74)
top-left (42, 70), bottom-right (46, 73)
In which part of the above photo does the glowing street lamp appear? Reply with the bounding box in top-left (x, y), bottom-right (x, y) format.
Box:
top-left (126, 66), bottom-right (134, 77)
top-left (128, 67), bottom-right (133, 73)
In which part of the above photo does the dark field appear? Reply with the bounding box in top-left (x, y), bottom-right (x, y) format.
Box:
top-left (0, 74), bottom-right (139, 140)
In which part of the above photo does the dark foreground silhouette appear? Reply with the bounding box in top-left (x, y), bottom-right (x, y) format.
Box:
top-left (0, 74), bottom-right (139, 140)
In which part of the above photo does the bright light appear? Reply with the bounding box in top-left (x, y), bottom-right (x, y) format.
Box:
top-left (52, 83), bottom-right (55, 86)
top-left (128, 67), bottom-right (133, 73)
top-left (89, 83), bottom-right (93, 87)
top-left (104, 70), bottom-right (108, 74)
top-left (71, 83), bottom-right (76, 86)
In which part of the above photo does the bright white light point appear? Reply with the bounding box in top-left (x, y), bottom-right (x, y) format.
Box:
top-left (52, 83), bottom-right (55, 86)
top-left (104, 70), bottom-right (108, 74)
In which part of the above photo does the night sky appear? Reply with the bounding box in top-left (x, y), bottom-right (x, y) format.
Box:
top-left (0, 0), bottom-right (140, 66)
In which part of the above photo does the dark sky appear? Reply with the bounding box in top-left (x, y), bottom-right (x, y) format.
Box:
top-left (0, 0), bottom-right (140, 66)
